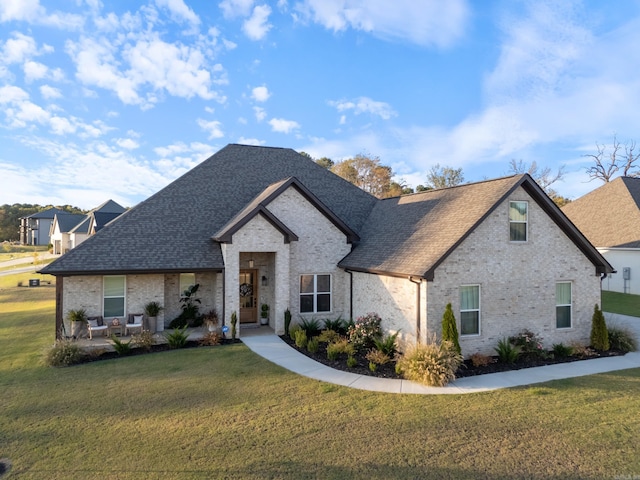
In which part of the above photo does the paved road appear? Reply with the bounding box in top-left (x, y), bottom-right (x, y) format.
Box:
top-left (0, 252), bottom-right (56, 277)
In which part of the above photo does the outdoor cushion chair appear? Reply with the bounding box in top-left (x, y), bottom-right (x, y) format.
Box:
top-left (125, 313), bottom-right (144, 335)
top-left (87, 316), bottom-right (108, 340)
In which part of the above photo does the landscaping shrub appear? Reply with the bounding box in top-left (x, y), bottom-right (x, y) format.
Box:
top-left (294, 329), bottom-right (308, 348)
top-left (165, 327), bottom-right (189, 349)
top-left (509, 329), bottom-right (545, 357)
top-left (395, 337), bottom-right (463, 387)
top-left (346, 355), bottom-right (357, 368)
top-left (230, 311), bottom-right (238, 340)
top-left (441, 303), bottom-right (461, 355)
top-left (317, 329), bottom-right (341, 344)
top-left (590, 304), bottom-right (610, 351)
top-left (288, 324), bottom-right (302, 342)
top-left (495, 338), bottom-right (520, 364)
top-left (199, 331), bottom-right (222, 346)
top-left (569, 342), bottom-right (598, 359)
top-left (348, 313), bottom-right (382, 350)
top-left (111, 335), bottom-right (133, 355)
top-left (373, 331), bottom-right (399, 357)
top-left (45, 339), bottom-right (85, 367)
top-left (132, 330), bottom-right (154, 352)
top-left (284, 308), bottom-right (291, 337)
top-left (365, 349), bottom-right (391, 370)
top-left (323, 318), bottom-right (345, 333)
top-left (307, 337), bottom-right (319, 353)
top-left (552, 343), bottom-right (573, 358)
top-left (607, 326), bottom-right (637, 353)
top-left (327, 338), bottom-right (355, 360)
top-left (470, 352), bottom-right (494, 368)
top-left (300, 318), bottom-right (322, 337)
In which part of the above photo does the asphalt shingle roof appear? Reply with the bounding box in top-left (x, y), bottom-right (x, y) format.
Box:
top-left (562, 176), bottom-right (640, 248)
top-left (41, 145), bottom-right (377, 275)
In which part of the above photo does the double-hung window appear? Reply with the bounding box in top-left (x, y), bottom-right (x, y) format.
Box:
top-left (460, 285), bottom-right (480, 335)
top-left (556, 282), bottom-right (572, 329)
top-left (300, 274), bottom-right (331, 313)
top-left (103, 276), bottom-right (125, 318)
top-left (509, 201), bottom-right (528, 242)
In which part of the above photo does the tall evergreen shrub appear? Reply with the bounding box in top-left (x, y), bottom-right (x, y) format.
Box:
top-left (441, 303), bottom-right (461, 355)
top-left (590, 304), bottom-right (610, 351)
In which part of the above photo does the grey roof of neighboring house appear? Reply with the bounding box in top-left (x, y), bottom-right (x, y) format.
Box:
top-left (54, 213), bottom-right (86, 233)
top-left (41, 145), bottom-right (377, 275)
top-left (340, 174), bottom-right (614, 278)
top-left (40, 145), bottom-right (612, 278)
top-left (24, 207), bottom-right (66, 220)
top-left (93, 199), bottom-right (126, 214)
top-left (561, 176), bottom-right (640, 249)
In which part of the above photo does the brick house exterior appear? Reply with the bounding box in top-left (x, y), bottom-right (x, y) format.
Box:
top-left (41, 144), bottom-right (612, 357)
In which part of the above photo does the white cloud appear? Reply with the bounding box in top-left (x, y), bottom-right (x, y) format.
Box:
top-left (2, 32), bottom-right (38, 64)
top-left (219, 0), bottom-right (255, 18)
top-left (23, 60), bottom-right (47, 82)
top-left (329, 96), bottom-right (396, 120)
top-left (237, 136), bottom-right (265, 146)
top-left (197, 118), bottom-right (224, 139)
top-left (293, 0), bottom-right (469, 48)
top-left (115, 138), bottom-right (140, 149)
top-left (0, 0), bottom-right (84, 29)
top-left (269, 117), bottom-right (300, 133)
top-left (155, 0), bottom-right (200, 27)
top-left (243, 4), bottom-right (273, 40)
top-left (40, 84), bottom-right (62, 99)
top-left (251, 85), bottom-right (270, 102)
top-left (254, 106), bottom-right (267, 122)
top-left (49, 116), bottom-right (76, 135)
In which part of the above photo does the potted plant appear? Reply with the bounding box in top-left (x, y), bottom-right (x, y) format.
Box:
top-left (144, 301), bottom-right (164, 333)
top-left (260, 304), bottom-right (269, 326)
top-left (67, 308), bottom-right (87, 339)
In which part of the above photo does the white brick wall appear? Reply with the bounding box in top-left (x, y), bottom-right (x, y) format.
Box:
top-left (428, 187), bottom-right (601, 356)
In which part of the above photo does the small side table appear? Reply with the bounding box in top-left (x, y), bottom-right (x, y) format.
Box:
top-left (108, 321), bottom-right (124, 337)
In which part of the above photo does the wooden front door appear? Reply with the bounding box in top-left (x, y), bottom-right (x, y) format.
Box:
top-left (239, 270), bottom-right (257, 324)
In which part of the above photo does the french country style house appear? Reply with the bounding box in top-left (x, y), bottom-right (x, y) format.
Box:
top-left (41, 144), bottom-right (613, 356)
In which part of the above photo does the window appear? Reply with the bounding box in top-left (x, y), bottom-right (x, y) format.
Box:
top-left (460, 285), bottom-right (480, 335)
top-left (509, 201), bottom-right (528, 242)
top-left (556, 282), bottom-right (572, 329)
top-left (180, 273), bottom-right (196, 297)
top-left (103, 276), bottom-right (125, 318)
top-left (300, 274), bottom-right (331, 313)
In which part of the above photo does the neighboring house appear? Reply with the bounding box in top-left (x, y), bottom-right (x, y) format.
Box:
top-left (19, 207), bottom-right (65, 246)
top-left (41, 144), bottom-right (612, 356)
top-left (50, 200), bottom-right (126, 255)
top-left (562, 176), bottom-right (640, 294)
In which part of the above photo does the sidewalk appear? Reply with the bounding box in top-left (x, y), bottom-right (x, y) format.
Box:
top-left (241, 314), bottom-right (640, 395)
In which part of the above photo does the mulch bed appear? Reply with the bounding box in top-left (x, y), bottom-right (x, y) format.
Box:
top-left (279, 334), bottom-right (626, 379)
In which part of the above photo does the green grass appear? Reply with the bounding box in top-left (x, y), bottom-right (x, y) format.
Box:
top-left (0, 244), bottom-right (49, 262)
top-left (2, 275), bottom-right (640, 479)
top-left (602, 290), bottom-right (640, 317)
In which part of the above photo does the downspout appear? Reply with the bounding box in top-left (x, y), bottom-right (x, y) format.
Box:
top-left (346, 269), bottom-right (353, 320)
top-left (221, 269), bottom-right (226, 328)
top-left (408, 276), bottom-right (421, 343)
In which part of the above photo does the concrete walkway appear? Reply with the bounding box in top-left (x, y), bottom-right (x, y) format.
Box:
top-left (241, 314), bottom-right (640, 395)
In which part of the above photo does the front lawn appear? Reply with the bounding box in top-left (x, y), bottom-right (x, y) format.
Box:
top-left (602, 290), bottom-right (640, 317)
top-left (2, 276), bottom-right (640, 479)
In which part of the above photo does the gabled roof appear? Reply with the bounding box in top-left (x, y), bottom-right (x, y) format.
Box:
top-left (53, 213), bottom-right (86, 233)
top-left (92, 199), bottom-right (126, 214)
top-left (41, 145), bottom-right (377, 275)
top-left (214, 177), bottom-right (358, 243)
top-left (340, 174), bottom-right (613, 279)
top-left (561, 176), bottom-right (640, 248)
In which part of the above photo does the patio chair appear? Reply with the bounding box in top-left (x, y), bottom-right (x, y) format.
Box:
top-left (87, 316), bottom-right (108, 340)
top-left (125, 313), bottom-right (144, 336)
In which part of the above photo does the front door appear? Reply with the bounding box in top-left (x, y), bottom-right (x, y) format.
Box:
top-left (239, 269), bottom-right (257, 324)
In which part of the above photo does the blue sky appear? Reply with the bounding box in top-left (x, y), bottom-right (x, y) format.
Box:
top-left (1, 0), bottom-right (640, 209)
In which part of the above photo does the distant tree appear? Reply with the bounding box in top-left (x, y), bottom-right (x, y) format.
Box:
top-left (507, 159), bottom-right (567, 205)
top-left (0, 204), bottom-right (85, 242)
top-left (387, 180), bottom-right (414, 197)
top-left (584, 134), bottom-right (640, 183)
top-left (415, 185), bottom-right (430, 192)
top-left (425, 164), bottom-right (464, 189)
top-left (315, 157), bottom-right (334, 169)
top-left (331, 154), bottom-right (396, 198)
top-left (298, 151), bottom-right (313, 160)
